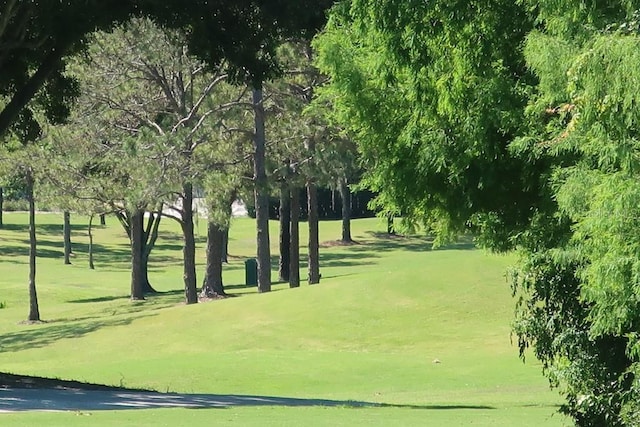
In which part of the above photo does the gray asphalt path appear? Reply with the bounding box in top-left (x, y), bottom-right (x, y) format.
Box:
top-left (0, 388), bottom-right (375, 413)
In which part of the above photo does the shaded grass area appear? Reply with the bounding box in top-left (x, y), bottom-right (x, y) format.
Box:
top-left (0, 313), bottom-right (154, 353)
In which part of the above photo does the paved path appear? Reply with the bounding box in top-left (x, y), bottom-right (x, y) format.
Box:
top-left (0, 388), bottom-right (377, 413)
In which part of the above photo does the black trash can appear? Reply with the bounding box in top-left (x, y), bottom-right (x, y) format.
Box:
top-left (245, 258), bottom-right (258, 286)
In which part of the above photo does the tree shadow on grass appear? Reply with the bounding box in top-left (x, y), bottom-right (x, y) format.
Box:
top-left (213, 283), bottom-right (251, 290)
top-left (156, 230), bottom-right (207, 246)
top-left (0, 243), bottom-right (63, 259)
top-left (1, 229), bottom-right (183, 269)
top-left (0, 314), bottom-right (155, 354)
top-left (67, 295), bottom-right (131, 304)
top-left (0, 237), bottom-right (132, 266)
top-left (353, 232), bottom-right (476, 254)
top-left (0, 223), bottom-right (89, 235)
top-left (0, 387), bottom-right (497, 412)
top-left (318, 251), bottom-right (378, 268)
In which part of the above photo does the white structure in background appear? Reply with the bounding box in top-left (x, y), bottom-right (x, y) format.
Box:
top-left (231, 200), bottom-right (248, 217)
top-left (162, 198), bottom-right (248, 219)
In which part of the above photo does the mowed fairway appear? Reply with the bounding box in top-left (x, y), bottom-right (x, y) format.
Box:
top-left (0, 213), bottom-right (567, 426)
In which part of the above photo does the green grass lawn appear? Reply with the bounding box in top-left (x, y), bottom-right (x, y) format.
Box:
top-left (0, 212), bottom-right (568, 426)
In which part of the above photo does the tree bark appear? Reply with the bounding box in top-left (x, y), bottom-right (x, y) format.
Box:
top-left (338, 178), bottom-right (352, 243)
top-left (130, 209), bottom-right (145, 300)
top-left (307, 180), bottom-right (320, 284)
top-left (289, 186), bottom-right (300, 288)
top-left (26, 171), bottom-right (40, 321)
top-left (63, 210), bottom-right (72, 264)
top-left (140, 249), bottom-right (154, 293)
top-left (116, 209), bottom-right (158, 295)
top-left (253, 85), bottom-right (271, 292)
top-left (202, 220), bottom-right (226, 297)
top-left (88, 215), bottom-right (95, 270)
top-left (141, 210), bottom-right (160, 294)
top-left (278, 181), bottom-right (290, 282)
top-left (182, 182), bottom-right (198, 304)
top-left (387, 214), bottom-right (395, 235)
top-left (222, 229), bottom-right (229, 263)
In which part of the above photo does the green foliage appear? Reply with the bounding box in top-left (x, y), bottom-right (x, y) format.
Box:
top-left (315, 0), bottom-right (543, 249)
top-left (0, 0), bottom-right (135, 136)
top-left (512, 247), bottom-right (632, 425)
top-left (515, 4), bottom-right (640, 423)
top-left (0, 0), bottom-right (334, 136)
top-left (316, 0), bottom-right (640, 425)
top-left (44, 18), bottom-right (252, 218)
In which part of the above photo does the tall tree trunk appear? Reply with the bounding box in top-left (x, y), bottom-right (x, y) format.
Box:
top-left (140, 250), bottom-right (155, 293)
top-left (182, 182), bottom-right (198, 304)
top-left (130, 209), bottom-right (145, 300)
top-left (221, 195), bottom-right (233, 264)
top-left (278, 181), bottom-right (291, 282)
top-left (338, 178), bottom-right (352, 243)
top-left (88, 215), bottom-right (95, 270)
top-left (253, 85), bottom-right (271, 292)
top-left (289, 186), bottom-right (300, 288)
top-left (0, 186), bottom-right (4, 228)
top-left (63, 210), bottom-right (72, 264)
top-left (141, 210), bottom-right (160, 294)
top-left (202, 220), bottom-right (226, 297)
top-left (307, 180), bottom-right (320, 284)
top-left (222, 229), bottom-right (229, 263)
top-left (26, 172), bottom-right (40, 321)
top-left (116, 209), bottom-right (157, 295)
top-left (387, 214), bottom-right (395, 235)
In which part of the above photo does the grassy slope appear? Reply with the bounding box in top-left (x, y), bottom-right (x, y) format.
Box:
top-left (0, 213), bottom-right (567, 426)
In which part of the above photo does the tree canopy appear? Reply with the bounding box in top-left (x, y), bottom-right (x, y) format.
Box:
top-left (315, 0), bottom-right (640, 424)
top-left (315, 0), bottom-right (543, 248)
top-left (0, 0), bottom-right (333, 137)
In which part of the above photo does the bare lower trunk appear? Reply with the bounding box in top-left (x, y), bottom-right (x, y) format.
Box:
top-left (289, 186), bottom-right (300, 288)
top-left (202, 220), bottom-right (226, 297)
top-left (140, 251), bottom-right (156, 293)
top-left (255, 189), bottom-right (271, 292)
top-left (116, 209), bottom-right (157, 295)
top-left (253, 85), bottom-right (271, 292)
top-left (307, 180), bottom-right (320, 284)
top-left (387, 214), bottom-right (395, 235)
top-left (142, 211), bottom-right (160, 294)
top-left (130, 209), bottom-right (145, 300)
top-left (182, 182), bottom-right (198, 305)
top-left (222, 229), bottom-right (229, 263)
top-left (339, 179), bottom-right (352, 243)
top-left (88, 215), bottom-right (95, 270)
top-left (278, 182), bottom-right (290, 282)
top-left (26, 172), bottom-right (40, 321)
top-left (63, 210), bottom-right (72, 264)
